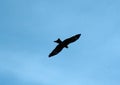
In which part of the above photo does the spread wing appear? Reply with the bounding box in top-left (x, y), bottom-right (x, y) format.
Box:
top-left (49, 45), bottom-right (64, 57)
top-left (63, 34), bottom-right (81, 45)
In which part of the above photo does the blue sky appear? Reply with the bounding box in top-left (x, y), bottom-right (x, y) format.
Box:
top-left (0, 0), bottom-right (120, 85)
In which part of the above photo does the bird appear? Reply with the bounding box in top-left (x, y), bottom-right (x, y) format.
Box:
top-left (48, 34), bottom-right (81, 57)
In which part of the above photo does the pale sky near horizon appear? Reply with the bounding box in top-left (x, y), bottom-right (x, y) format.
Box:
top-left (0, 0), bottom-right (120, 85)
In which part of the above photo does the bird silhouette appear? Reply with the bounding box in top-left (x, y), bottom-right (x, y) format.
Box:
top-left (48, 34), bottom-right (81, 57)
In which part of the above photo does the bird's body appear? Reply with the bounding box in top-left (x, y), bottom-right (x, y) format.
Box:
top-left (49, 34), bottom-right (81, 57)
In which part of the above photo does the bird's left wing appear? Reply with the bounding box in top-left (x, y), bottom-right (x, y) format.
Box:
top-left (49, 45), bottom-right (64, 57)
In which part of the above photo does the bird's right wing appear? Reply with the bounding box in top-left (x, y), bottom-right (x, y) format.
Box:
top-left (63, 34), bottom-right (81, 44)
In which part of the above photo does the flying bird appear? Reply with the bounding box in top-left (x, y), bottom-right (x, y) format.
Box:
top-left (48, 34), bottom-right (81, 57)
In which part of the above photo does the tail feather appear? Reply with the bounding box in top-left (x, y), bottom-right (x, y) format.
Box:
top-left (54, 38), bottom-right (62, 44)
